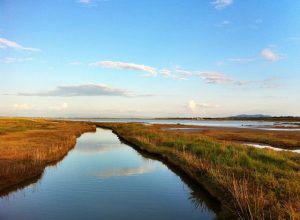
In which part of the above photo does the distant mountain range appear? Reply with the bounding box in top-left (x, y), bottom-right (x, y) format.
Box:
top-left (229, 114), bottom-right (272, 118)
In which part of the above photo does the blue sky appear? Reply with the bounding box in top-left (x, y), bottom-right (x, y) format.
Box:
top-left (0, 0), bottom-right (300, 117)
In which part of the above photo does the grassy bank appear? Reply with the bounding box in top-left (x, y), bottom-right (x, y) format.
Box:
top-left (155, 124), bottom-right (300, 150)
top-left (97, 123), bottom-right (300, 220)
top-left (0, 118), bottom-right (96, 194)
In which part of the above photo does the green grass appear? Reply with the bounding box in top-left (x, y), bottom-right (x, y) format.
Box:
top-left (97, 122), bottom-right (300, 220)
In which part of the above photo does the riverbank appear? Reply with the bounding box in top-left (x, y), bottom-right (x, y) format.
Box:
top-left (96, 122), bottom-right (300, 219)
top-left (0, 118), bottom-right (96, 195)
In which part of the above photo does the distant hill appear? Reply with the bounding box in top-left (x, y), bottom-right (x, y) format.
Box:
top-left (229, 114), bottom-right (272, 118)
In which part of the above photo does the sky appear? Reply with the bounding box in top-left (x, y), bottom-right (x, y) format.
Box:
top-left (0, 0), bottom-right (300, 117)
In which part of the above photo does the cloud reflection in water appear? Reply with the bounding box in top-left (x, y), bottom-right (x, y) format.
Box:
top-left (76, 143), bottom-right (123, 154)
top-left (96, 163), bottom-right (155, 178)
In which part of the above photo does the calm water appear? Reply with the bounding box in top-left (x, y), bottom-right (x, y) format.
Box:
top-left (0, 128), bottom-right (218, 220)
top-left (71, 119), bottom-right (300, 131)
top-left (69, 118), bottom-right (275, 128)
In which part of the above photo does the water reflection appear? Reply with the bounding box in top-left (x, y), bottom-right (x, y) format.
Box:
top-left (0, 128), bottom-right (219, 220)
top-left (76, 143), bottom-right (123, 154)
top-left (0, 173), bottom-right (42, 198)
top-left (126, 140), bottom-right (221, 215)
top-left (96, 163), bottom-right (155, 178)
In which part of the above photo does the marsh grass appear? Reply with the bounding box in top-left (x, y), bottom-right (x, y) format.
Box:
top-left (98, 123), bottom-right (300, 220)
top-left (0, 118), bottom-right (96, 193)
top-left (157, 124), bottom-right (300, 149)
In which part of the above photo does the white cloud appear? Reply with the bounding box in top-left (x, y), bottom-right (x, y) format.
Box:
top-left (261, 48), bottom-right (280, 61)
top-left (17, 84), bottom-right (133, 97)
top-left (187, 100), bottom-right (197, 112)
top-left (0, 38), bottom-right (40, 52)
top-left (89, 60), bottom-right (280, 89)
top-left (212, 0), bottom-right (233, 9)
top-left (92, 60), bottom-right (158, 76)
top-left (198, 72), bottom-right (233, 84)
top-left (13, 104), bottom-right (32, 110)
top-left (187, 100), bottom-right (219, 113)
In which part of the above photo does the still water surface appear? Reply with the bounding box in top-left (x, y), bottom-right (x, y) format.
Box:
top-left (0, 128), bottom-right (218, 220)
top-left (73, 118), bottom-right (274, 128)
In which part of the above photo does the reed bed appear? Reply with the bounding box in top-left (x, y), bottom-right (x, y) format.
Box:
top-left (0, 118), bottom-right (96, 193)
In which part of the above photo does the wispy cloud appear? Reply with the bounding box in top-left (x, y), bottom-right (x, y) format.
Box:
top-left (260, 76), bottom-right (281, 89)
top-left (12, 103), bottom-right (69, 112)
top-left (233, 76), bottom-right (282, 88)
top-left (69, 61), bottom-right (83, 65)
top-left (187, 100), bottom-right (219, 113)
top-left (195, 71), bottom-right (282, 88)
top-left (79, 0), bottom-right (93, 4)
top-left (0, 38), bottom-right (40, 52)
top-left (91, 60), bottom-right (188, 80)
top-left (227, 57), bottom-right (255, 63)
top-left (13, 103), bottom-right (32, 110)
top-left (17, 84), bottom-right (133, 97)
top-left (218, 47), bottom-right (279, 65)
top-left (89, 60), bottom-right (280, 89)
top-left (212, 0), bottom-right (233, 9)
top-left (78, 0), bottom-right (108, 6)
top-left (214, 20), bottom-right (231, 27)
top-left (78, 0), bottom-right (97, 5)
top-left (92, 61), bottom-right (158, 76)
top-left (261, 48), bottom-right (280, 61)
top-left (159, 69), bottom-right (171, 76)
top-left (248, 18), bottom-right (263, 29)
top-left (198, 72), bottom-right (233, 84)
top-left (287, 36), bottom-right (300, 44)
top-left (2, 57), bottom-right (33, 64)
top-left (174, 67), bottom-right (194, 75)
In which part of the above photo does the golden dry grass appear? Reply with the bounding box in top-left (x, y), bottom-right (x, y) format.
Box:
top-left (0, 118), bottom-right (96, 193)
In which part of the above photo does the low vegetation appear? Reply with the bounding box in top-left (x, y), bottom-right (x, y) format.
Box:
top-left (0, 118), bottom-right (96, 194)
top-left (199, 127), bottom-right (300, 149)
top-left (97, 123), bottom-right (300, 220)
top-left (156, 124), bottom-right (300, 149)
